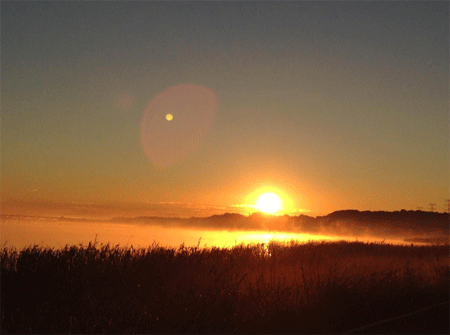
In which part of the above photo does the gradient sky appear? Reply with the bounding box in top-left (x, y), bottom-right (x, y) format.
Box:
top-left (2, 1), bottom-right (449, 219)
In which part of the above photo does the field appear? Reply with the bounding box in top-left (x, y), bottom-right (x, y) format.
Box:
top-left (1, 240), bottom-right (449, 334)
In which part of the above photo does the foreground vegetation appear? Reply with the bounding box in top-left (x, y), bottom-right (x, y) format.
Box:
top-left (1, 240), bottom-right (449, 334)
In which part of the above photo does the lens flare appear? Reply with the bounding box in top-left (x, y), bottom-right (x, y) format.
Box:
top-left (141, 84), bottom-right (217, 169)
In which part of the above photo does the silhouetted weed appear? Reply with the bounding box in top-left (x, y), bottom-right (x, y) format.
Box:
top-left (1, 240), bottom-right (448, 333)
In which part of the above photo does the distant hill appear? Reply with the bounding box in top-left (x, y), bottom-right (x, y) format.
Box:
top-left (4, 210), bottom-right (447, 244)
top-left (107, 210), bottom-right (449, 243)
top-left (313, 209), bottom-right (449, 241)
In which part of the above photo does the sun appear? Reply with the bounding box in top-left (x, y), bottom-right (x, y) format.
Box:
top-left (255, 192), bottom-right (282, 214)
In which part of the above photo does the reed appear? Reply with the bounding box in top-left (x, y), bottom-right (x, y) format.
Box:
top-left (1, 240), bottom-right (448, 333)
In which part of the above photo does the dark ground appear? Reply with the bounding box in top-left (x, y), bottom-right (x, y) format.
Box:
top-left (348, 301), bottom-right (449, 334)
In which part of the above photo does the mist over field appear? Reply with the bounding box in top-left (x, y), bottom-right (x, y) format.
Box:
top-left (2, 210), bottom-right (448, 250)
top-left (109, 210), bottom-right (450, 243)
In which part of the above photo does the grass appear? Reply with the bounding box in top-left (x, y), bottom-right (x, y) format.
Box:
top-left (1, 239), bottom-right (449, 333)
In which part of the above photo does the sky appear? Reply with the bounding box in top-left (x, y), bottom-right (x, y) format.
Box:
top-left (2, 1), bottom-right (449, 219)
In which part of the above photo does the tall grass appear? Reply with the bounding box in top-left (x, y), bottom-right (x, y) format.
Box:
top-left (1, 240), bottom-right (449, 333)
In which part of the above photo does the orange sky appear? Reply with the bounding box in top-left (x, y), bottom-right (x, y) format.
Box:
top-left (2, 2), bottom-right (448, 219)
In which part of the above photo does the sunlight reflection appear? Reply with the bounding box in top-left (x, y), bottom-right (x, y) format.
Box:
top-left (1, 218), bottom-right (411, 251)
top-left (235, 231), bottom-right (337, 247)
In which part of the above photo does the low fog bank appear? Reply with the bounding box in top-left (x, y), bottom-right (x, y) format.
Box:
top-left (110, 210), bottom-right (448, 245)
top-left (3, 210), bottom-right (448, 245)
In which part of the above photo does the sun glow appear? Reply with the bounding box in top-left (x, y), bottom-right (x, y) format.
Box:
top-left (242, 184), bottom-right (306, 216)
top-left (255, 192), bottom-right (282, 214)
